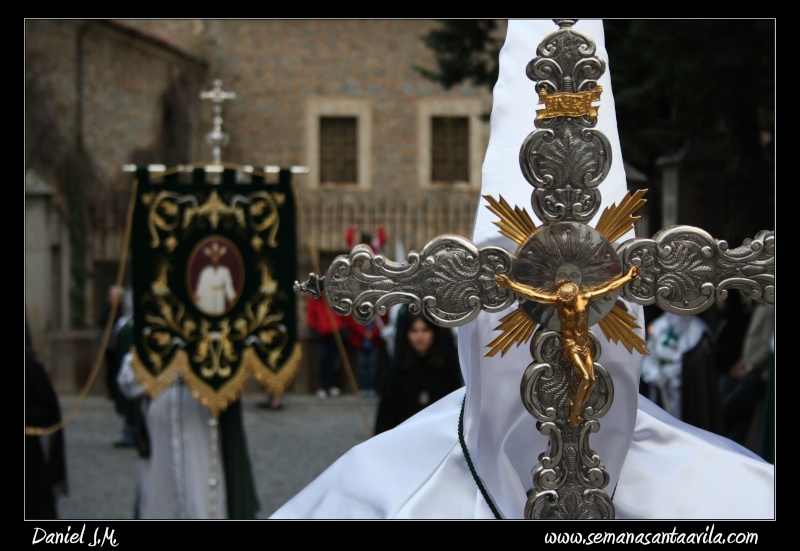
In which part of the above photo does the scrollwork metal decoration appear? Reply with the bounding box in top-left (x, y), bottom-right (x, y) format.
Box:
top-left (297, 236), bottom-right (515, 328)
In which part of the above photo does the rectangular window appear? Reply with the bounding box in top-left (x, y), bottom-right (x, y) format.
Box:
top-left (431, 116), bottom-right (469, 183)
top-left (320, 117), bottom-right (357, 184)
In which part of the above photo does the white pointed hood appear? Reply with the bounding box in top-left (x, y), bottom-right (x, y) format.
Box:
top-left (459, 19), bottom-right (644, 518)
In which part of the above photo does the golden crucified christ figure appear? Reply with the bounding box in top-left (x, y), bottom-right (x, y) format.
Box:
top-left (496, 265), bottom-right (641, 425)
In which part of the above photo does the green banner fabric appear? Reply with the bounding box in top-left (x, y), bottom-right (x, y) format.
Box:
top-left (129, 164), bottom-right (300, 415)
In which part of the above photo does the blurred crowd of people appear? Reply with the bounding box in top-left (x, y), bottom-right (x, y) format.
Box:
top-left (640, 290), bottom-right (774, 460)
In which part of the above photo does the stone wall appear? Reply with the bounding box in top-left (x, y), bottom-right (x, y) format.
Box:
top-left (25, 19), bottom-right (499, 394)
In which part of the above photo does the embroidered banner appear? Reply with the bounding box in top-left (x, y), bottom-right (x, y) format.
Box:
top-left (129, 164), bottom-right (300, 414)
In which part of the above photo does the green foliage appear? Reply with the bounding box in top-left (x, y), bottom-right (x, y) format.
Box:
top-left (416, 20), bottom-right (503, 90)
top-left (419, 19), bottom-right (775, 174)
top-left (26, 50), bottom-right (97, 329)
top-left (62, 145), bottom-right (95, 329)
top-left (604, 19), bottom-right (774, 172)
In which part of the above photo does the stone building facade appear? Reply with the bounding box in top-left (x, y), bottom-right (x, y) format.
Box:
top-left (25, 19), bottom-right (501, 392)
top-left (28, 19), bottom-right (772, 396)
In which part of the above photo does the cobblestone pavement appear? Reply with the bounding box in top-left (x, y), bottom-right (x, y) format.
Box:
top-left (53, 392), bottom-right (378, 520)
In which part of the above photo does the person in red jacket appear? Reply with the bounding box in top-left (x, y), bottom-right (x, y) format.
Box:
top-left (306, 296), bottom-right (346, 399)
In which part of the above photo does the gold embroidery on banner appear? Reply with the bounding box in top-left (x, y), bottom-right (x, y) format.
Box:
top-left (135, 164), bottom-right (296, 413)
top-left (131, 347), bottom-right (185, 398)
top-left (245, 191), bottom-right (285, 249)
top-left (192, 189), bottom-right (236, 229)
top-left (249, 343), bottom-right (302, 396)
top-left (194, 319), bottom-right (237, 379)
top-left (144, 188), bottom-right (283, 254)
top-left (132, 344), bottom-right (302, 417)
top-left (136, 257), bottom-right (293, 410)
top-left (183, 352), bottom-right (253, 416)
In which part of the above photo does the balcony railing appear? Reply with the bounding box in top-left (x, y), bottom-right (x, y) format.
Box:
top-left (297, 188), bottom-right (481, 264)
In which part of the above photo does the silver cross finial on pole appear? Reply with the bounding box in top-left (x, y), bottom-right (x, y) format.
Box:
top-left (200, 79), bottom-right (237, 164)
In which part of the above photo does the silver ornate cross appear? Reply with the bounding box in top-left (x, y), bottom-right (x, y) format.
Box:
top-left (200, 79), bottom-right (237, 164)
top-left (295, 19), bottom-right (774, 519)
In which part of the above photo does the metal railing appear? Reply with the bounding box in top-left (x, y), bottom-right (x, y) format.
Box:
top-left (297, 189), bottom-right (481, 262)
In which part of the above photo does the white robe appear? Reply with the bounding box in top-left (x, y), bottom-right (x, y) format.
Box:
top-left (270, 19), bottom-right (774, 520)
top-left (641, 313), bottom-right (713, 418)
top-left (118, 354), bottom-right (228, 519)
top-left (195, 264), bottom-right (236, 315)
top-left (270, 388), bottom-right (773, 519)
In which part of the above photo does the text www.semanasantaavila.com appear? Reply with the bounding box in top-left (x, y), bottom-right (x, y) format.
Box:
top-left (544, 525), bottom-right (758, 545)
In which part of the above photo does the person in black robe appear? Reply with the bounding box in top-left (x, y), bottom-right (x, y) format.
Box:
top-left (375, 312), bottom-right (463, 435)
top-left (713, 290), bottom-right (759, 446)
top-left (25, 327), bottom-right (68, 519)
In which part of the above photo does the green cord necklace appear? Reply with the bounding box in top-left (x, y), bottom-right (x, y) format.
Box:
top-left (459, 396), bottom-right (620, 519)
